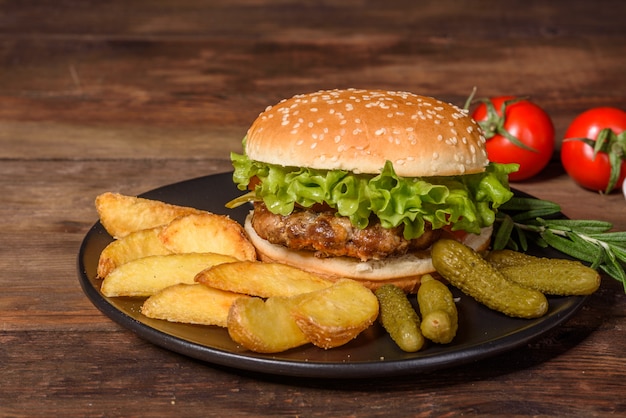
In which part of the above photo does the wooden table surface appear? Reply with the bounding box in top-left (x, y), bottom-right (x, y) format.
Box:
top-left (2, 1), bottom-right (625, 416)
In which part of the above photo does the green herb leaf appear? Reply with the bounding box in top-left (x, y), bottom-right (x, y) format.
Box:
top-left (500, 197), bottom-right (561, 213)
top-left (542, 219), bottom-right (614, 234)
top-left (493, 214), bottom-right (514, 250)
top-left (496, 196), bottom-right (626, 292)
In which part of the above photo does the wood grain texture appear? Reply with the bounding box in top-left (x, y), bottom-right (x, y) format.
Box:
top-left (1, 0), bottom-right (626, 416)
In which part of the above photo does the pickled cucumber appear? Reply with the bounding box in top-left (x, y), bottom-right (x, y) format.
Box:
top-left (417, 274), bottom-right (458, 344)
top-left (375, 284), bottom-right (425, 352)
top-left (486, 249), bottom-right (536, 269)
top-left (431, 239), bottom-right (549, 319)
top-left (486, 250), bottom-right (600, 295)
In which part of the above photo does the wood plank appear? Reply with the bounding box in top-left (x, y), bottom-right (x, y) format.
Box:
top-left (2, 0), bottom-right (626, 415)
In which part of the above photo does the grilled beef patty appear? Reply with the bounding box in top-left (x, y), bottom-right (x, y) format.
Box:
top-left (250, 203), bottom-right (441, 261)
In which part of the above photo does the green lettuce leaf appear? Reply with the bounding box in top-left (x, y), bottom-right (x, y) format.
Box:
top-left (228, 143), bottom-right (517, 240)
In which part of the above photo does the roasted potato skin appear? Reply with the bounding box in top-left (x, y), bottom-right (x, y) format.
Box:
top-left (142, 283), bottom-right (246, 327)
top-left (195, 261), bottom-right (332, 298)
top-left (292, 280), bottom-right (379, 349)
top-left (97, 226), bottom-right (171, 278)
top-left (227, 296), bottom-right (310, 353)
top-left (95, 192), bottom-right (203, 239)
top-left (100, 252), bottom-right (237, 297)
top-left (159, 213), bottom-right (257, 261)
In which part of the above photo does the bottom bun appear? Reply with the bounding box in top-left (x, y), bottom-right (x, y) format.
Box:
top-left (244, 212), bottom-right (492, 293)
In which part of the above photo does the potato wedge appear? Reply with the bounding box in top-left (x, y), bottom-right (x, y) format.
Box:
top-left (195, 261), bottom-right (333, 298)
top-left (97, 226), bottom-right (171, 278)
top-left (292, 279), bottom-right (379, 349)
top-left (95, 192), bottom-right (204, 239)
top-left (158, 213), bottom-right (257, 261)
top-left (227, 295), bottom-right (309, 353)
top-left (100, 252), bottom-right (237, 297)
top-left (141, 283), bottom-right (247, 327)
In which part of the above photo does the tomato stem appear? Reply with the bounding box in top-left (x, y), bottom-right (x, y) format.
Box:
top-left (474, 97), bottom-right (539, 153)
top-left (564, 128), bottom-right (626, 193)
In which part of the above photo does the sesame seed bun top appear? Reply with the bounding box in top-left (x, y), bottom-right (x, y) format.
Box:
top-left (245, 88), bottom-right (489, 177)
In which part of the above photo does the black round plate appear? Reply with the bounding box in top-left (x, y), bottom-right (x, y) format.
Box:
top-left (77, 172), bottom-right (588, 378)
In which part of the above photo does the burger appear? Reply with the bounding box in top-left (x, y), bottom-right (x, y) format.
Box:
top-left (227, 88), bottom-right (516, 292)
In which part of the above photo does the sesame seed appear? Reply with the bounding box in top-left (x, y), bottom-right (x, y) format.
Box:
top-left (375, 128), bottom-right (386, 136)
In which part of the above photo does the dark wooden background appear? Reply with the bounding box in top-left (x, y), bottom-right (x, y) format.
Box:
top-left (2, 1), bottom-right (625, 416)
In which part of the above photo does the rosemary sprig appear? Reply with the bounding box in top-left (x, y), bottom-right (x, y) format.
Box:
top-left (493, 196), bottom-right (626, 292)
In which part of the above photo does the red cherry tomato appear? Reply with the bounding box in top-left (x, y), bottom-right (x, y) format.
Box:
top-left (472, 96), bottom-right (555, 181)
top-left (561, 107), bottom-right (626, 193)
